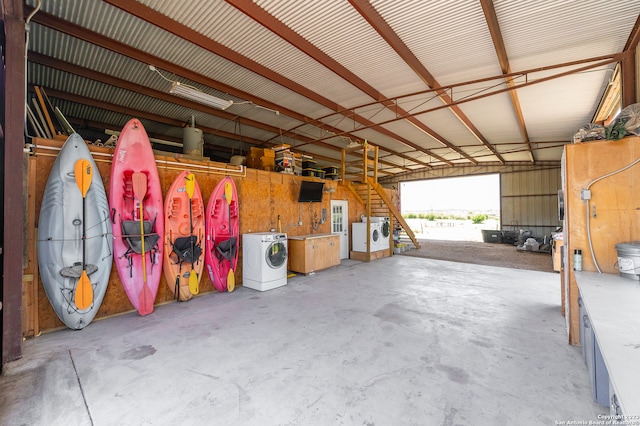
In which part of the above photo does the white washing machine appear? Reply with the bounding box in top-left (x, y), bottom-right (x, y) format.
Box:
top-left (242, 232), bottom-right (288, 291)
top-left (352, 222), bottom-right (382, 252)
top-left (360, 217), bottom-right (391, 250)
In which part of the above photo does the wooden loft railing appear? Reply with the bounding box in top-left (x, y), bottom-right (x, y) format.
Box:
top-left (341, 141), bottom-right (420, 258)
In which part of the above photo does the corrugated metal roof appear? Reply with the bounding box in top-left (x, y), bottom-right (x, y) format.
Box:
top-left (23, 0), bottom-right (640, 173)
top-left (258, 0), bottom-right (428, 97)
top-left (373, 0), bottom-right (504, 85)
top-left (497, 0), bottom-right (638, 70)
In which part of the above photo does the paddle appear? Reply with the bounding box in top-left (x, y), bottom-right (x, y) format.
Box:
top-left (73, 159), bottom-right (94, 310)
top-left (185, 173), bottom-right (199, 296)
top-left (224, 180), bottom-right (236, 292)
top-left (132, 172), bottom-right (153, 315)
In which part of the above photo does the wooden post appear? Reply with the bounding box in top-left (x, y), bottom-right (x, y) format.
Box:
top-left (361, 141), bottom-right (367, 184)
top-left (373, 145), bottom-right (378, 184)
top-left (341, 148), bottom-right (346, 183)
top-left (22, 156), bottom-right (40, 337)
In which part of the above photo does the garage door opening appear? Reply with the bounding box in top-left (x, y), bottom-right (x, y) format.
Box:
top-left (400, 174), bottom-right (500, 242)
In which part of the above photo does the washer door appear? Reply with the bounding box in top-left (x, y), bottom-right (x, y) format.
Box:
top-left (371, 227), bottom-right (380, 244)
top-left (265, 241), bottom-right (287, 268)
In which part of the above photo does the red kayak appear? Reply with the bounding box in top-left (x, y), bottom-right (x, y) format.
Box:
top-left (205, 177), bottom-right (239, 292)
top-left (163, 171), bottom-right (205, 302)
top-left (109, 119), bottom-right (164, 315)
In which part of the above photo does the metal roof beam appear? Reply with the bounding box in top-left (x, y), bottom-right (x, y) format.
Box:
top-left (305, 57), bottom-right (621, 141)
top-left (27, 6), bottom-right (430, 170)
top-left (350, 0), bottom-right (503, 164)
top-left (622, 13), bottom-right (640, 107)
top-left (480, 0), bottom-right (534, 163)
top-left (37, 86), bottom-right (354, 166)
top-left (226, 0), bottom-right (471, 165)
top-left (99, 1), bottom-right (443, 168)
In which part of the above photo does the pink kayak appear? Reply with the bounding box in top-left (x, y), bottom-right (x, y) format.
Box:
top-left (205, 176), bottom-right (239, 292)
top-left (109, 119), bottom-right (164, 315)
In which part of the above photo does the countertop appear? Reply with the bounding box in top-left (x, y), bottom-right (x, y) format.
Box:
top-left (576, 271), bottom-right (640, 416)
top-left (287, 233), bottom-right (337, 240)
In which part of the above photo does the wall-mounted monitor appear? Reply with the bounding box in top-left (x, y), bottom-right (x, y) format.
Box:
top-left (297, 180), bottom-right (324, 203)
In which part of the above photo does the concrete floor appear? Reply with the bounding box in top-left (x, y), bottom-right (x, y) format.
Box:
top-left (1, 256), bottom-right (606, 426)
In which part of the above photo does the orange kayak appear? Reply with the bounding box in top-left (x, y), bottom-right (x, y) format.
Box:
top-left (163, 171), bottom-right (205, 301)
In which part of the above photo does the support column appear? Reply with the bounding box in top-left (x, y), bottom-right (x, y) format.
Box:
top-left (2, 0), bottom-right (25, 367)
top-left (621, 48), bottom-right (637, 108)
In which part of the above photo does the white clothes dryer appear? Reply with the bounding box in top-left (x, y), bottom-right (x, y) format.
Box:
top-left (242, 232), bottom-right (288, 291)
top-left (352, 222), bottom-right (382, 252)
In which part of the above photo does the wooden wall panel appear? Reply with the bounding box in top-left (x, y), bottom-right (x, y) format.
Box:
top-left (564, 136), bottom-right (640, 345)
top-left (25, 138), bottom-right (362, 333)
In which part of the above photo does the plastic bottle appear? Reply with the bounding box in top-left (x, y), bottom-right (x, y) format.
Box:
top-left (573, 249), bottom-right (582, 271)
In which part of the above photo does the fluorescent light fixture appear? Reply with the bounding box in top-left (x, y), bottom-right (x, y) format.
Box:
top-left (169, 82), bottom-right (233, 110)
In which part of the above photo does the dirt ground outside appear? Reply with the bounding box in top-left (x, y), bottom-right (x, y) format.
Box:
top-left (399, 219), bottom-right (555, 273)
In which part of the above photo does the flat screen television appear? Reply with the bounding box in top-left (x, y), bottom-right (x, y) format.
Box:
top-left (298, 181), bottom-right (324, 203)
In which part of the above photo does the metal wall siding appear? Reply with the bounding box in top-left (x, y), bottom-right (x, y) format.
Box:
top-left (500, 167), bottom-right (561, 233)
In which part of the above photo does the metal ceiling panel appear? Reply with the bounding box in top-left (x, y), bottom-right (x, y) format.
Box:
top-left (454, 91), bottom-right (524, 144)
top-left (29, 25), bottom-right (169, 92)
top-left (534, 145), bottom-right (565, 162)
top-left (517, 66), bottom-right (612, 141)
top-left (415, 108), bottom-right (484, 148)
top-left (496, 0), bottom-right (640, 70)
top-left (257, 0), bottom-right (429, 97)
top-left (371, 0), bottom-right (504, 86)
top-left (137, 0), bottom-right (375, 108)
top-left (22, 0), bottom-right (640, 177)
top-left (33, 0), bottom-right (340, 121)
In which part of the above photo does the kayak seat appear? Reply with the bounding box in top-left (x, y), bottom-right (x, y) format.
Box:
top-left (60, 262), bottom-right (98, 278)
top-left (171, 235), bottom-right (202, 264)
top-left (122, 220), bottom-right (160, 254)
top-left (215, 237), bottom-right (237, 262)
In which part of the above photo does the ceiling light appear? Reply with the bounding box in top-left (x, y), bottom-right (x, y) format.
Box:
top-left (169, 81), bottom-right (233, 110)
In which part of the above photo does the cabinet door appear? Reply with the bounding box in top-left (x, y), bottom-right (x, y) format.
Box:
top-left (594, 339), bottom-right (610, 406)
top-left (326, 236), bottom-right (340, 267)
top-left (579, 295), bottom-right (586, 363)
top-left (583, 314), bottom-right (596, 397)
top-left (305, 240), bottom-right (316, 272)
top-left (288, 240), bottom-right (308, 273)
top-left (317, 236), bottom-right (339, 270)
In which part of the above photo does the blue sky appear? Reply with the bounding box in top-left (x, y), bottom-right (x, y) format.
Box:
top-left (400, 174), bottom-right (500, 213)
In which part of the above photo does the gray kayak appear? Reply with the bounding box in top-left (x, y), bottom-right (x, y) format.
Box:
top-left (37, 133), bottom-right (113, 330)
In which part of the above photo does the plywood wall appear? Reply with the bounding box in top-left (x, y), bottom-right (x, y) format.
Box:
top-left (563, 136), bottom-right (640, 345)
top-left (24, 139), bottom-right (368, 334)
